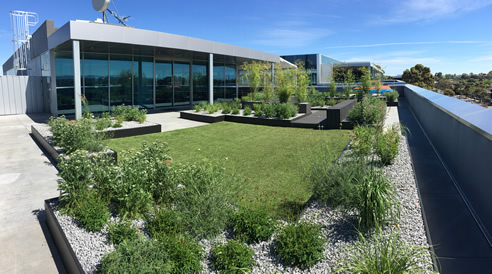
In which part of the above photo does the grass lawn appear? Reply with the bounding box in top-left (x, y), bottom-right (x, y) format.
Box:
top-left (106, 122), bottom-right (350, 219)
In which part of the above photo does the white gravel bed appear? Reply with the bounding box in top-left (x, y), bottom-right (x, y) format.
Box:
top-left (50, 135), bottom-right (433, 273)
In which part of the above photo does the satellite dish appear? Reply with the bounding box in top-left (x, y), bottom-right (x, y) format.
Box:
top-left (92, 0), bottom-right (110, 12)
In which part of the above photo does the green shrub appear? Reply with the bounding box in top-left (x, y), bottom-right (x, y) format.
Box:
top-left (146, 208), bottom-right (183, 237)
top-left (275, 222), bottom-right (324, 269)
top-left (263, 103), bottom-right (276, 118)
top-left (309, 156), bottom-right (369, 209)
top-left (156, 233), bottom-right (205, 273)
top-left (48, 116), bottom-right (106, 154)
top-left (108, 222), bottom-right (139, 245)
top-left (275, 103), bottom-right (298, 119)
top-left (376, 125), bottom-right (400, 165)
top-left (231, 208), bottom-right (277, 243)
top-left (337, 231), bottom-right (430, 273)
top-left (207, 104), bottom-right (219, 114)
top-left (99, 239), bottom-right (173, 273)
top-left (222, 105), bottom-right (232, 114)
top-left (307, 88), bottom-right (325, 107)
top-left (232, 107), bottom-right (240, 115)
top-left (347, 95), bottom-right (386, 126)
top-left (170, 162), bottom-right (237, 239)
top-left (95, 117), bottom-right (112, 130)
top-left (351, 125), bottom-right (377, 157)
top-left (243, 106), bottom-right (252, 116)
top-left (102, 112), bottom-right (111, 119)
top-left (384, 90), bottom-right (399, 102)
top-left (194, 104), bottom-right (202, 112)
top-left (73, 192), bottom-right (110, 232)
top-left (253, 104), bottom-right (263, 117)
top-left (211, 240), bottom-right (255, 273)
top-left (355, 168), bottom-right (399, 231)
top-left (112, 123), bottom-right (122, 128)
top-left (328, 98), bottom-right (337, 106)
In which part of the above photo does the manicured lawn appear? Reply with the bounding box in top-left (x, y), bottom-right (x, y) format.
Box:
top-left (106, 122), bottom-right (350, 218)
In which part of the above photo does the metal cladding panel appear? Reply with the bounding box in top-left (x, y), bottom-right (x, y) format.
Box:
top-left (47, 22), bottom-right (71, 49)
top-left (462, 110), bottom-right (492, 135)
top-left (55, 21), bottom-right (279, 62)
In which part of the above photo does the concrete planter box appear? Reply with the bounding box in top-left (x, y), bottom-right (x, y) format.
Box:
top-left (326, 100), bottom-right (357, 129)
top-left (180, 111), bottom-right (226, 123)
top-left (45, 198), bottom-right (84, 274)
top-left (106, 123), bottom-right (161, 139)
top-left (298, 103), bottom-right (311, 114)
top-left (386, 100), bottom-right (398, 107)
top-left (31, 125), bottom-right (118, 163)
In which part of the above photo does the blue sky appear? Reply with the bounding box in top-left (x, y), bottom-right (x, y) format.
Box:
top-left (1, 0), bottom-right (491, 76)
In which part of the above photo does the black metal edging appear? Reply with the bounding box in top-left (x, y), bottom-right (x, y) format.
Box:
top-left (44, 198), bottom-right (84, 274)
top-left (32, 125), bottom-right (60, 162)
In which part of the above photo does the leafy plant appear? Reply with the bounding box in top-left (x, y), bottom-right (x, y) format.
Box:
top-left (222, 105), bottom-right (232, 114)
top-left (351, 125), bottom-right (377, 157)
top-left (231, 207), bottom-right (277, 243)
top-left (95, 117), bottom-right (112, 130)
top-left (275, 103), bottom-right (298, 119)
top-left (211, 240), bottom-right (255, 273)
top-left (241, 61), bottom-right (264, 101)
top-left (295, 61), bottom-right (310, 103)
top-left (157, 233), bottom-right (205, 273)
top-left (99, 239), bottom-right (173, 273)
top-left (232, 107), bottom-right (240, 115)
top-left (108, 221), bottom-right (139, 245)
top-left (263, 103), bottom-right (276, 118)
top-left (243, 106), bottom-right (252, 116)
top-left (347, 95), bottom-right (386, 126)
top-left (194, 104), bottom-right (202, 112)
top-left (307, 88), bottom-right (326, 107)
top-left (355, 168), bottom-right (399, 231)
top-left (112, 123), bottom-right (122, 128)
top-left (111, 104), bottom-right (146, 122)
top-left (274, 222), bottom-right (324, 269)
top-left (275, 63), bottom-right (296, 103)
top-left (48, 116), bottom-right (106, 154)
top-left (146, 208), bottom-right (183, 237)
top-left (337, 231), bottom-right (431, 273)
top-left (376, 125), bottom-right (400, 165)
top-left (253, 104), bottom-right (263, 117)
top-left (328, 98), bottom-right (337, 106)
top-left (384, 90), bottom-right (399, 102)
top-left (73, 191), bottom-right (110, 232)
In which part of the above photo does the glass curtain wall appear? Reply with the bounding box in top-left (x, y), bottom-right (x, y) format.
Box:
top-left (110, 55), bottom-right (133, 107)
top-left (173, 62), bottom-right (191, 106)
top-left (225, 64), bottom-right (236, 99)
top-left (55, 52), bottom-right (75, 114)
top-left (134, 56), bottom-right (154, 109)
top-left (213, 63), bottom-right (225, 101)
top-left (83, 53), bottom-right (109, 112)
top-left (155, 60), bottom-right (173, 108)
top-left (192, 61), bottom-right (208, 103)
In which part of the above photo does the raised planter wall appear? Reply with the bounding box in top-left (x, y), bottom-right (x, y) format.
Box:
top-left (45, 198), bottom-right (84, 274)
top-left (326, 100), bottom-right (357, 129)
top-left (108, 123), bottom-right (161, 138)
top-left (404, 84), bottom-right (492, 242)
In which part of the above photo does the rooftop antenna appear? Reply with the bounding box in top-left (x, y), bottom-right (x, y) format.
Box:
top-left (9, 10), bottom-right (38, 75)
top-left (92, 0), bottom-right (130, 26)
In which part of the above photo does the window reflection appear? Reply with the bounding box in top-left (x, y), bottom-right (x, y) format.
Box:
top-left (134, 56), bottom-right (154, 109)
top-left (193, 61), bottom-right (208, 103)
top-left (110, 55), bottom-right (133, 107)
top-left (155, 61), bottom-right (173, 107)
top-left (55, 52), bottom-right (75, 114)
top-left (83, 53), bottom-right (109, 112)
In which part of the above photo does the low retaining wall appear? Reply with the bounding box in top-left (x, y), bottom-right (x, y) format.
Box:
top-left (45, 198), bottom-right (84, 274)
top-left (326, 100), bottom-right (356, 129)
top-left (180, 111), bottom-right (305, 128)
top-left (404, 84), bottom-right (492, 243)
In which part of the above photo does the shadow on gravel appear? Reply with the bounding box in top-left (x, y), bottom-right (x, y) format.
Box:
top-left (326, 215), bottom-right (359, 244)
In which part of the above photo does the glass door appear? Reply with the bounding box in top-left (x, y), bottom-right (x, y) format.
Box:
top-left (155, 60), bottom-right (173, 108)
top-left (173, 62), bottom-right (191, 106)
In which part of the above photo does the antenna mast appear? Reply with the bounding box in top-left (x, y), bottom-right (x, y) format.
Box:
top-left (9, 11), bottom-right (38, 75)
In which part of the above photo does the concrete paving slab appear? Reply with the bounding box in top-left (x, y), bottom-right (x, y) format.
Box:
top-left (147, 111), bottom-right (208, 132)
top-left (0, 114), bottom-right (63, 273)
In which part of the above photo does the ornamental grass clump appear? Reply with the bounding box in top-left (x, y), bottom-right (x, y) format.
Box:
top-left (274, 222), bottom-right (324, 269)
top-left (243, 106), bottom-right (252, 116)
top-left (107, 221), bottom-right (139, 245)
top-left (384, 89), bottom-right (399, 102)
top-left (98, 239), bottom-right (173, 273)
top-left (231, 207), bottom-right (278, 243)
top-left (376, 124), bottom-right (400, 165)
top-left (211, 240), bottom-right (255, 273)
top-left (355, 168), bottom-right (399, 231)
top-left (337, 231), bottom-right (431, 273)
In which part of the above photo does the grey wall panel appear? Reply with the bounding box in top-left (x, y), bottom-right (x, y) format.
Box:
top-left (404, 84), bottom-right (492, 239)
top-left (35, 77), bottom-right (44, 113)
top-left (0, 76), bottom-right (44, 115)
top-left (48, 23), bottom-right (71, 49)
top-left (26, 76), bottom-right (33, 113)
top-left (18, 76), bottom-right (28, 113)
top-left (7, 77), bottom-right (17, 113)
top-left (0, 78), bottom-right (7, 114)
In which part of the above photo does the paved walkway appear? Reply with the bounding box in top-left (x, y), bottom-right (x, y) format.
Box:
top-left (0, 114), bottom-right (64, 273)
top-left (147, 111), bottom-right (207, 132)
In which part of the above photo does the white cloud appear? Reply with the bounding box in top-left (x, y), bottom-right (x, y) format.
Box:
top-left (471, 56), bottom-right (492, 62)
top-left (380, 0), bottom-right (492, 23)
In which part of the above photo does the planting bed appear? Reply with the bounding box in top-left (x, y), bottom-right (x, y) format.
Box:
top-left (46, 134), bottom-right (433, 273)
top-left (180, 109), bottom-right (305, 127)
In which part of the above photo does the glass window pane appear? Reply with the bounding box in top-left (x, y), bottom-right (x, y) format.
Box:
top-left (213, 63), bottom-right (224, 101)
top-left (155, 60), bottom-right (173, 108)
top-left (174, 62), bottom-right (190, 106)
top-left (192, 61), bottom-right (208, 103)
top-left (83, 53), bottom-right (109, 112)
top-left (134, 56), bottom-right (154, 109)
top-left (55, 52), bottom-right (74, 114)
top-left (110, 55), bottom-right (132, 108)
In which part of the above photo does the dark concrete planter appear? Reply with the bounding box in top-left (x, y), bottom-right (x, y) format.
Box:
top-left (106, 123), bottom-right (161, 139)
top-left (241, 101), bottom-right (263, 110)
top-left (31, 125), bottom-right (118, 163)
top-left (180, 111), bottom-right (226, 123)
top-left (226, 114), bottom-right (299, 127)
top-left (298, 103), bottom-right (311, 114)
top-left (386, 100), bottom-right (399, 107)
top-left (326, 100), bottom-right (357, 129)
top-left (45, 198), bottom-right (84, 274)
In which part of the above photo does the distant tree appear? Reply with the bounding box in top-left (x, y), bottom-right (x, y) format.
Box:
top-left (401, 64), bottom-right (434, 90)
top-left (360, 67), bottom-right (371, 97)
top-left (461, 73), bottom-right (470, 80)
top-left (242, 61), bottom-right (264, 100)
top-left (444, 88), bottom-right (455, 96)
top-left (329, 73), bottom-right (337, 98)
top-left (487, 71), bottom-right (492, 80)
top-left (435, 72), bottom-right (443, 80)
top-left (464, 84), bottom-right (475, 98)
top-left (343, 69), bottom-right (354, 99)
top-left (294, 61), bottom-right (310, 103)
top-left (475, 87), bottom-right (488, 103)
top-left (435, 78), bottom-right (452, 92)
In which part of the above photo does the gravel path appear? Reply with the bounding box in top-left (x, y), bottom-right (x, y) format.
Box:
top-left (51, 134), bottom-right (433, 273)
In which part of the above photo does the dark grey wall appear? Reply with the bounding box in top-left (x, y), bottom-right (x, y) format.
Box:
top-left (404, 84), bottom-right (492, 237)
top-left (30, 20), bottom-right (56, 59)
top-left (2, 55), bottom-right (13, 75)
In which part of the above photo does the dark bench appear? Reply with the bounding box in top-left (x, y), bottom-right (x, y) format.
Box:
top-left (325, 100), bottom-right (356, 129)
